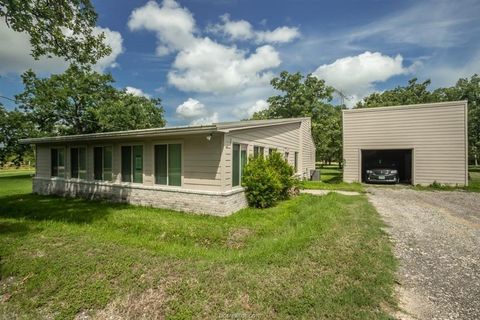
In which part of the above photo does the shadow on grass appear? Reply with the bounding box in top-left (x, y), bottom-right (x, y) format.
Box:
top-left (0, 193), bottom-right (129, 224)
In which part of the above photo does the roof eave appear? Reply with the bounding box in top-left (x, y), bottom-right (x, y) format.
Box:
top-left (20, 126), bottom-right (217, 145)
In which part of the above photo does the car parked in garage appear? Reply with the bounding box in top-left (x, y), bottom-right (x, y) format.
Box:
top-left (364, 157), bottom-right (400, 184)
top-left (365, 167), bottom-right (399, 183)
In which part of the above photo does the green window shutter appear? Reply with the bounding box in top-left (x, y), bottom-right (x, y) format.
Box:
top-left (232, 144), bottom-right (240, 187)
top-left (154, 145), bottom-right (167, 185)
top-left (133, 145), bottom-right (143, 183)
top-left (58, 149), bottom-right (65, 178)
top-left (168, 144), bottom-right (182, 186)
top-left (294, 152), bottom-right (298, 172)
top-left (51, 148), bottom-right (58, 177)
top-left (71, 148), bottom-right (79, 178)
top-left (103, 146), bottom-right (113, 181)
top-left (94, 147), bottom-right (103, 180)
top-left (121, 146), bottom-right (132, 182)
top-left (78, 148), bottom-right (87, 179)
top-left (240, 147), bottom-right (247, 183)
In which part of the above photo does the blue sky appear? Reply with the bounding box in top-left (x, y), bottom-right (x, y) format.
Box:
top-left (1, 0), bottom-right (479, 125)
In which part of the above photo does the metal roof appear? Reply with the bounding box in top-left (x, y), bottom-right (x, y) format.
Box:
top-left (20, 117), bottom-right (309, 144)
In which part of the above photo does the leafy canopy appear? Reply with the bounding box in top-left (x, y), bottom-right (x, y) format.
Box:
top-left (252, 71), bottom-right (343, 165)
top-left (0, 106), bottom-right (35, 166)
top-left (15, 65), bottom-right (166, 136)
top-left (0, 0), bottom-right (110, 64)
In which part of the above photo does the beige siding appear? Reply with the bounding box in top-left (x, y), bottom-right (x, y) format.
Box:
top-left (343, 101), bottom-right (468, 185)
top-left (299, 118), bottom-right (316, 176)
top-left (33, 133), bottom-right (223, 191)
top-left (35, 145), bottom-right (51, 178)
top-left (222, 119), bottom-right (314, 189)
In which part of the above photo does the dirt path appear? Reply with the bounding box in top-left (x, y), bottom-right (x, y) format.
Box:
top-left (367, 188), bottom-right (480, 320)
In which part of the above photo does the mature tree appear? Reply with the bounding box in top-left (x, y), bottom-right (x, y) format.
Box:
top-left (15, 65), bottom-right (166, 136)
top-left (252, 71), bottom-right (343, 165)
top-left (16, 65), bottom-right (116, 135)
top-left (253, 71), bottom-right (334, 119)
top-left (0, 106), bottom-right (35, 167)
top-left (357, 75), bottom-right (480, 165)
top-left (0, 0), bottom-right (110, 64)
top-left (356, 78), bottom-right (434, 108)
top-left (95, 93), bottom-right (166, 132)
top-left (433, 75), bottom-right (480, 165)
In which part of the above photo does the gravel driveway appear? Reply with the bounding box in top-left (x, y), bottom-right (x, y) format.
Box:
top-left (367, 188), bottom-right (480, 320)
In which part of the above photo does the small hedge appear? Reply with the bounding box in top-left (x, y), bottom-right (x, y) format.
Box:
top-left (242, 151), bottom-right (299, 208)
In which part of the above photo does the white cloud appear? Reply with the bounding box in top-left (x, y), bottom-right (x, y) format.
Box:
top-left (127, 0), bottom-right (196, 56)
top-left (256, 26), bottom-right (300, 44)
top-left (128, 0), bottom-right (284, 94)
top-left (190, 112), bottom-right (219, 125)
top-left (208, 14), bottom-right (300, 44)
top-left (418, 50), bottom-right (480, 88)
top-left (93, 27), bottom-right (124, 72)
top-left (168, 40), bottom-right (280, 93)
top-left (233, 99), bottom-right (269, 118)
top-left (207, 14), bottom-right (254, 41)
top-left (176, 98), bottom-right (219, 125)
top-left (0, 19), bottom-right (66, 75)
top-left (176, 98), bottom-right (208, 118)
top-left (0, 20), bottom-right (123, 75)
top-left (125, 86), bottom-right (151, 98)
top-left (313, 51), bottom-right (409, 105)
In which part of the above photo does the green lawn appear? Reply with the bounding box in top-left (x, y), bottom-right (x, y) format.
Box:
top-left (0, 168), bottom-right (35, 177)
top-left (302, 165), bottom-right (364, 192)
top-left (0, 173), bottom-right (396, 319)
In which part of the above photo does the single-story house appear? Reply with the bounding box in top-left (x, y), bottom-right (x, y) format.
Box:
top-left (21, 117), bottom-right (315, 216)
top-left (343, 100), bottom-right (468, 186)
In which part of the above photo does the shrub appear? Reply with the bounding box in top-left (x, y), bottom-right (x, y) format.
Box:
top-left (242, 156), bottom-right (282, 208)
top-left (242, 151), bottom-right (300, 208)
top-left (266, 152), bottom-right (298, 200)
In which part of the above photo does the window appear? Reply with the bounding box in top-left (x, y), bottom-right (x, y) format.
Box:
top-left (285, 152), bottom-right (289, 162)
top-left (253, 146), bottom-right (264, 158)
top-left (154, 144), bottom-right (182, 186)
top-left (232, 143), bottom-right (247, 187)
top-left (70, 147), bottom-right (87, 179)
top-left (94, 146), bottom-right (113, 181)
top-left (51, 148), bottom-right (65, 177)
top-left (269, 148), bottom-right (277, 156)
top-left (294, 152), bottom-right (299, 172)
top-left (121, 145), bottom-right (143, 183)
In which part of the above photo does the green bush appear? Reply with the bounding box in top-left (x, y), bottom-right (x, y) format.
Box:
top-left (242, 156), bottom-right (282, 208)
top-left (242, 151), bottom-right (299, 208)
top-left (266, 152), bottom-right (297, 200)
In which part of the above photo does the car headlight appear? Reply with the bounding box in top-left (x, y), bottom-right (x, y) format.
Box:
top-left (390, 170), bottom-right (398, 174)
top-left (366, 170), bottom-right (372, 174)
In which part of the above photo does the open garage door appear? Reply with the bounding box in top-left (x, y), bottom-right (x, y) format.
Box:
top-left (361, 149), bottom-right (412, 184)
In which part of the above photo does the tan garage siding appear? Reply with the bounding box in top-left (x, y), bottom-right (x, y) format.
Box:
top-left (343, 101), bottom-right (468, 186)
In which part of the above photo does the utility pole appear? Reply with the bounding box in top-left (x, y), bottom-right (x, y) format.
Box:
top-left (333, 88), bottom-right (350, 107)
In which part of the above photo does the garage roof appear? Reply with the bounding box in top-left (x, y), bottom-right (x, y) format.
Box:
top-left (343, 100), bottom-right (467, 114)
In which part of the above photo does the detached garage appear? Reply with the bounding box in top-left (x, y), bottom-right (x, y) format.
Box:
top-left (343, 101), bottom-right (468, 186)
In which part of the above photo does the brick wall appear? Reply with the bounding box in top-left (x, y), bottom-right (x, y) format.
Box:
top-left (33, 177), bottom-right (248, 216)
